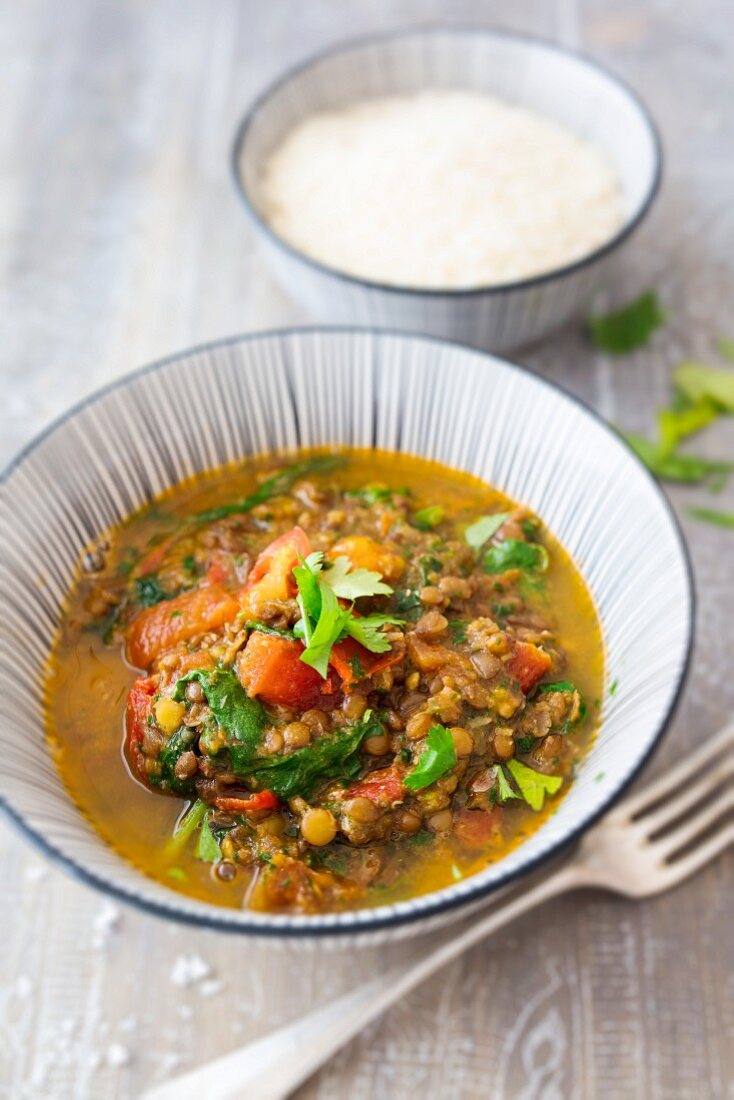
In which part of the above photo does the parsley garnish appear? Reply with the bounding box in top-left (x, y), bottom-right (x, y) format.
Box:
top-left (496, 766), bottom-right (519, 802)
top-left (404, 725), bottom-right (457, 791)
top-left (588, 291), bottom-right (666, 354)
top-left (464, 512), bottom-right (509, 550)
top-left (506, 759), bottom-right (563, 811)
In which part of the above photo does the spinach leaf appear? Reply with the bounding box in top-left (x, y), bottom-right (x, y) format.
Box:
top-left (196, 813), bottom-right (221, 862)
top-left (484, 539), bottom-right (549, 575)
top-left (588, 291), bottom-right (666, 354)
top-left (166, 799), bottom-right (208, 856)
top-left (465, 512), bottom-right (509, 551)
top-left (135, 575), bottom-right (172, 607)
top-left (404, 725), bottom-right (457, 791)
top-left (194, 454), bottom-right (345, 524)
top-left (244, 712), bottom-right (383, 799)
top-left (506, 759), bottom-right (563, 811)
top-left (346, 484), bottom-right (409, 506)
top-left (245, 620), bottom-right (296, 639)
top-left (154, 726), bottom-right (197, 796)
top-left (394, 588), bottom-right (422, 617)
top-left (538, 680), bottom-right (576, 694)
top-left (173, 667), bottom-right (268, 762)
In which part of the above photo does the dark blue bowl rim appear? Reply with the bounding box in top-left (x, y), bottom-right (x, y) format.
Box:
top-left (0, 326), bottom-right (695, 938)
top-left (230, 24), bottom-right (664, 299)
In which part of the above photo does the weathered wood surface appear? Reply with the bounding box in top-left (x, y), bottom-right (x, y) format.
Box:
top-left (1, 2), bottom-right (732, 1097)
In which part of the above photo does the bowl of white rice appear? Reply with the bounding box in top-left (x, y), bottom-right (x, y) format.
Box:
top-left (231, 27), bottom-right (661, 351)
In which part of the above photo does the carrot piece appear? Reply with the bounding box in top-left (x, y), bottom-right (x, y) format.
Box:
top-left (347, 765), bottom-right (405, 807)
top-left (125, 675), bottom-right (157, 783)
top-left (507, 641), bottom-right (552, 693)
top-left (328, 535), bottom-right (405, 582)
top-left (239, 527), bottom-right (311, 617)
top-left (126, 585), bottom-right (240, 668)
top-left (329, 637), bottom-right (404, 687)
top-left (236, 631), bottom-right (334, 709)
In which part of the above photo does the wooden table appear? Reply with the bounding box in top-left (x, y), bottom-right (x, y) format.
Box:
top-left (1, 2), bottom-right (732, 1096)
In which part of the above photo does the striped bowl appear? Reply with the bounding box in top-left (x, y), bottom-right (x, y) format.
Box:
top-left (0, 329), bottom-right (693, 946)
top-left (232, 28), bottom-right (661, 352)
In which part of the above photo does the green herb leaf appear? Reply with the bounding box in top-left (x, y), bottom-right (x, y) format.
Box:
top-left (344, 612), bottom-right (403, 654)
top-left (718, 337), bottom-right (734, 363)
top-left (538, 680), bottom-right (576, 694)
top-left (196, 813), bottom-right (221, 862)
top-left (246, 712), bottom-right (383, 799)
top-left (506, 759), bottom-right (563, 811)
top-left (496, 766), bottom-right (519, 802)
top-left (484, 539), bottom-right (549, 575)
top-left (173, 667), bottom-right (268, 764)
top-left (166, 799), bottom-right (208, 856)
top-left (413, 505), bottom-right (445, 530)
top-left (588, 291), bottom-right (666, 354)
top-left (674, 362), bottom-right (734, 412)
top-left (194, 455), bottom-right (345, 524)
top-left (465, 512), bottom-right (510, 550)
top-left (135, 575), bottom-right (172, 607)
top-left (687, 506), bottom-right (734, 528)
top-left (658, 398), bottom-right (720, 457)
top-left (625, 434), bottom-right (733, 486)
top-left (404, 725), bottom-right (457, 791)
top-left (153, 726), bottom-right (197, 796)
top-left (448, 618), bottom-right (467, 644)
top-left (322, 555), bottom-right (392, 600)
top-left (394, 589), bottom-right (422, 617)
top-left (300, 580), bottom-right (352, 678)
top-left (245, 620), bottom-right (296, 639)
top-left (346, 484), bottom-right (408, 506)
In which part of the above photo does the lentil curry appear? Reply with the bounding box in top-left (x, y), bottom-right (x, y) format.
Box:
top-left (46, 449), bottom-right (604, 914)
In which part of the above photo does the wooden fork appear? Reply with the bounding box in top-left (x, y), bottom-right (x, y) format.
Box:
top-left (144, 723), bottom-right (733, 1100)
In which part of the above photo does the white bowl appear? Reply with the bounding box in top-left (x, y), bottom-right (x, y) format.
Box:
top-left (232, 28), bottom-right (662, 352)
top-left (0, 329), bottom-right (692, 946)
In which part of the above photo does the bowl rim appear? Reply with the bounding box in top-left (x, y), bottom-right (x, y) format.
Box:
top-left (230, 24), bottom-right (664, 299)
top-left (0, 326), bottom-right (695, 938)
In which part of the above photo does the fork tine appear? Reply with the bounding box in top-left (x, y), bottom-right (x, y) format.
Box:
top-left (653, 788), bottom-right (733, 859)
top-left (660, 822), bottom-right (734, 887)
top-left (612, 722), bottom-right (734, 821)
top-left (639, 754), bottom-right (733, 836)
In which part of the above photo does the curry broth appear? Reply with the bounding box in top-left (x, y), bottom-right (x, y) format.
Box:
top-left (45, 449), bottom-right (604, 911)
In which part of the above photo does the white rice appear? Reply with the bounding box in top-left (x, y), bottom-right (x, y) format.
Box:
top-left (259, 89), bottom-right (624, 289)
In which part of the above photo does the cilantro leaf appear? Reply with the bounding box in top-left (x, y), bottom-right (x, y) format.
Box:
top-left (588, 291), bottom-right (666, 354)
top-left (674, 362), bottom-right (734, 412)
top-left (687, 506), bottom-right (734, 528)
top-left (344, 612), bottom-right (402, 653)
top-left (496, 766), bottom-right (519, 802)
top-left (194, 455), bottom-right (344, 524)
top-left (322, 555), bottom-right (392, 600)
top-left (465, 512), bottom-right (510, 550)
top-left (300, 581), bottom-right (351, 678)
top-left (413, 505), bottom-right (445, 530)
top-left (404, 725), bottom-right (457, 791)
top-left (484, 539), bottom-right (549, 575)
top-left (196, 813), bottom-right (221, 862)
top-left (506, 759), bottom-right (563, 811)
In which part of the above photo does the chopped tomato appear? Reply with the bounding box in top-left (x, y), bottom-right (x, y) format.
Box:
top-left (236, 631), bottom-right (335, 709)
top-left (213, 790), bottom-right (280, 814)
top-left (347, 765), bottom-right (405, 807)
top-left (201, 552), bottom-right (234, 587)
top-left (453, 807), bottom-right (501, 849)
top-left (328, 535), bottom-right (405, 582)
top-left (136, 533), bottom-right (179, 577)
top-left (126, 585), bottom-right (240, 668)
top-left (330, 636), bottom-right (404, 687)
top-left (125, 675), bottom-right (157, 783)
top-left (507, 641), bottom-right (552, 693)
top-left (239, 527), bottom-right (311, 617)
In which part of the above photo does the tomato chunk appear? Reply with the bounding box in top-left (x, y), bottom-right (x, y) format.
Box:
top-left (239, 527), bottom-right (311, 617)
top-left (330, 636), bottom-right (404, 687)
top-left (236, 631), bottom-right (334, 709)
top-left (507, 641), bottom-right (552, 693)
top-left (125, 675), bottom-right (157, 783)
top-left (126, 585), bottom-right (240, 668)
top-left (347, 765), bottom-right (405, 807)
top-left (453, 808), bottom-right (501, 849)
top-left (213, 790), bottom-right (280, 814)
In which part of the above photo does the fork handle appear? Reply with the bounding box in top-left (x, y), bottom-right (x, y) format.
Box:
top-left (143, 861), bottom-right (588, 1100)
